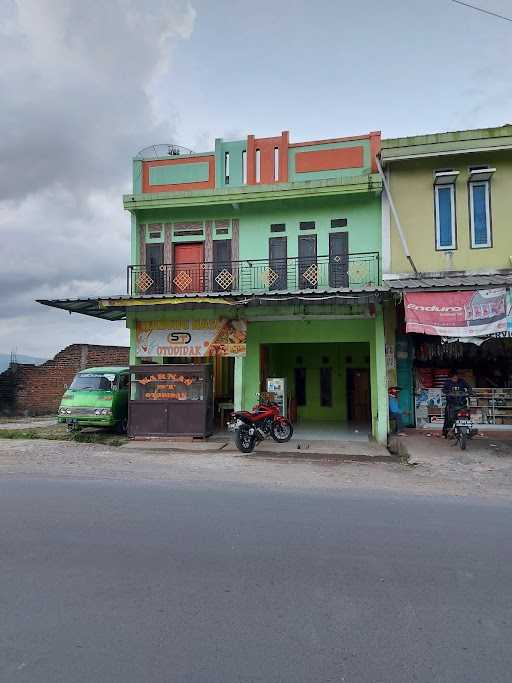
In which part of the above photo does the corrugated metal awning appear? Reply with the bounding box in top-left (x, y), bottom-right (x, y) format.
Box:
top-left (386, 274), bottom-right (512, 291)
top-left (38, 285), bottom-right (389, 320)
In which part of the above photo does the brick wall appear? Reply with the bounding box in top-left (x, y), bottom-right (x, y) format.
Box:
top-left (0, 344), bottom-right (129, 416)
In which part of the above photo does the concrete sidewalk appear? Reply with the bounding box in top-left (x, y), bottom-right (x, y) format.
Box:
top-left (120, 437), bottom-right (393, 461)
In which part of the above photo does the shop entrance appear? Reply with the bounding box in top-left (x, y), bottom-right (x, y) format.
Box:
top-left (163, 355), bottom-right (234, 430)
top-left (411, 335), bottom-right (512, 429)
top-left (262, 342), bottom-right (371, 438)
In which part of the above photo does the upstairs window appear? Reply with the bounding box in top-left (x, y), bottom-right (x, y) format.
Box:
top-left (434, 170), bottom-right (458, 250)
top-left (255, 149), bottom-right (261, 183)
top-left (469, 167), bottom-right (495, 249)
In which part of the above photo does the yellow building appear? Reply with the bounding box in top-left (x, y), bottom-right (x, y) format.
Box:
top-left (380, 126), bottom-right (512, 432)
top-left (380, 125), bottom-right (512, 276)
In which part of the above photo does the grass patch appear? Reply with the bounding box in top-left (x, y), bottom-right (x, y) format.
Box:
top-left (0, 424), bottom-right (127, 446)
top-left (70, 431), bottom-right (127, 447)
top-left (0, 425), bottom-right (70, 440)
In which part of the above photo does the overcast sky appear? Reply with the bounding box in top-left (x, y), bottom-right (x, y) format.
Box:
top-left (1, 0), bottom-right (511, 359)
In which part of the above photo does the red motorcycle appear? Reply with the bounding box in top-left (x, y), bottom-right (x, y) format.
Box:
top-left (228, 397), bottom-right (293, 453)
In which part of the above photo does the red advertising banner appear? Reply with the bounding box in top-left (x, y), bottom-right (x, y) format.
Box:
top-left (404, 289), bottom-right (508, 337)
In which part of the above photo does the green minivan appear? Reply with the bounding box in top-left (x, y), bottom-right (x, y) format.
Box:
top-left (58, 366), bottom-right (130, 433)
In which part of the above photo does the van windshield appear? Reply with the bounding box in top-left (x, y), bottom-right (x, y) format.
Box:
top-left (69, 373), bottom-right (116, 391)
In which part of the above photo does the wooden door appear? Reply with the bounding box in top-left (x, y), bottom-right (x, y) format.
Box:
top-left (298, 235), bottom-right (317, 289)
top-left (173, 243), bottom-right (204, 292)
top-left (329, 232), bottom-right (349, 287)
top-left (347, 368), bottom-right (371, 423)
top-left (269, 237), bottom-right (287, 290)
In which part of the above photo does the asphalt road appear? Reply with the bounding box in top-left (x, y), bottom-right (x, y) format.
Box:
top-left (1, 477), bottom-right (512, 682)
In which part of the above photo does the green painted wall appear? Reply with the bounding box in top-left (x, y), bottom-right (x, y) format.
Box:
top-left (387, 151), bottom-right (512, 273)
top-left (215, 138), bottom-right (246, 188)
top-left (242, 314), bottom-right (387, 441)
top-left (238, 194), bottom-right (381, 262)
top-left (132, 193), bottom-right (381, 267)
top-left (288, 140), bottom-right (372, 182)
top-left (133, 160), bottom-right (142, 194)
top-left (149, 162), bottom-right (210, 186)
top-left (267, 341), bottom-right (369, 422)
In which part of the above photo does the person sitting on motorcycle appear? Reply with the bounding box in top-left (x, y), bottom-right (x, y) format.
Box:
top-left (442, 369), bottom-right (472, 438)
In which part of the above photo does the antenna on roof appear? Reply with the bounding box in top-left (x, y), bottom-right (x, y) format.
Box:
top-left (135, 144), bottom-right (195, 160)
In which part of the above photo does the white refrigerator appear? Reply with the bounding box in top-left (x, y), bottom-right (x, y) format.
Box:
top-left (267, 377), bottom-right (287, 417)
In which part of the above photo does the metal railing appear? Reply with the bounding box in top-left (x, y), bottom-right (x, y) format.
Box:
top-left (127, 252), bottom-right (380, 296)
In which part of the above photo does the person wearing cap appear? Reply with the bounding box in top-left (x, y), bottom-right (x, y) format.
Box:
top-left (388, 386), bottom-right (407, 436)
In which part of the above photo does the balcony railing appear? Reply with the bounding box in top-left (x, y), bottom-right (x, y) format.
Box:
top-left (127, 252), bottom-right (380, 297)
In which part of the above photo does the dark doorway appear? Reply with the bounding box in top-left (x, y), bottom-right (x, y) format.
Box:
top-left (294, 367), bottom-right (306, 406)
top-left (298, 235), bottom-right (317, 289)
top-left (346, 368), bottom-right (371, 422)
top-left (212, 239), bottom-right (232, 291)
top-left (269, 236), bottom-right (287, 290)
top-left (145, 243), bottom-right (164, 293)
top-left (329, 232), bottom-right (349, 287)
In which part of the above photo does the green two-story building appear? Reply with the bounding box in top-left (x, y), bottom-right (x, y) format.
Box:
top-left (41, 129), bottom-right (390, 442)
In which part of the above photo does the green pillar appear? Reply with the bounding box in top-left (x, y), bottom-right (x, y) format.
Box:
top-left (234, 356), bottom-right (245, 410)
top-left (243, 336), bottom-right (260, 410)
top-left (129, 322), bottom-right (138, 366)
top-left (371, 306), bottom-right (388, 444)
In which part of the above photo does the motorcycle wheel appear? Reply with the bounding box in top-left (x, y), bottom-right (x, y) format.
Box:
top-left (270, 419), bottom-right (293, 443)
top-left (459, 432), bottom-right (467, 450)
top-left (235, 426), bottom-right (256, 454)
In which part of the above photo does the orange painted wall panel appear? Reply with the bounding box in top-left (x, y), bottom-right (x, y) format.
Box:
top-left (246, 131), bottom-right (289, 185)
top-left (295, 146), bottom-right (364, 174)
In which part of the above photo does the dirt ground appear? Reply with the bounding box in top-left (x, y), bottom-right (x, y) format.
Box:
top-left (0, 430), bottom-right (511, 502)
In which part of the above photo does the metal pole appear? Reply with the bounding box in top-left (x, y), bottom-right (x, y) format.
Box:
top-left (376, 155), bottom-right (418, 275)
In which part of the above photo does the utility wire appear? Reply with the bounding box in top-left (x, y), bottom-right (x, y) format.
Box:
top-left (451, 0), bottom-right (512, 23)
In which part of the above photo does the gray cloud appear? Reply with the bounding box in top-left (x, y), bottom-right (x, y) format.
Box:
top-left (0, 0), bottom-right (196, 357)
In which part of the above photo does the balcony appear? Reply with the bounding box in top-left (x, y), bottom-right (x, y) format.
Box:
top-left (127, 252), bottom-right (380, 297)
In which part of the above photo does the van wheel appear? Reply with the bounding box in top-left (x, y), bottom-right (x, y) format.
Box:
top-left (116, 417), bottom-right (128, 434)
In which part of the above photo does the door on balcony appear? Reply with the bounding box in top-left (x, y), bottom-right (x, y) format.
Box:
top-left (212, 239), bottom-right (233, 292)
top-left (329, 232), bottom-right (349, 287)
top-left (269, 236), bottom-right (287, 291)
top-left (298, 235), bottom-right (317, 289)
top-left (145, 244), bottom-right (164, 293)
top-left (173, 243), bottom-right (204, 293)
